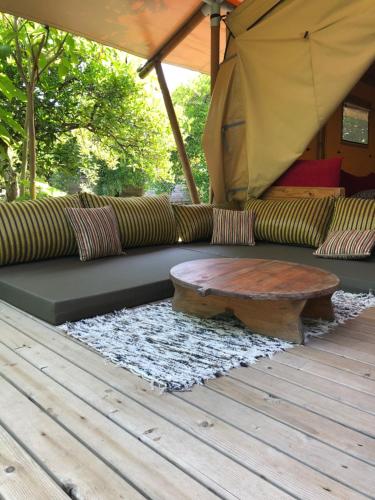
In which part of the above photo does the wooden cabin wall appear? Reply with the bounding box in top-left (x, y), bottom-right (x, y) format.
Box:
top-left (300, 81), bottom-right (375, 176)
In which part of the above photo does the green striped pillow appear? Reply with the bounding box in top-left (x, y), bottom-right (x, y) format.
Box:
top-left (80, 193), bottom-right (177, 248)
top-left (328, 198), bottom-right (375, 232)
top-left (245, 197), bottom-right (334, 247)
top-left (0, 195), bottom-right (81, 266)
top-left (172, 204), bottom-right (213, 242)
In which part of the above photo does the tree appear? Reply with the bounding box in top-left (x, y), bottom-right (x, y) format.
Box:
top-left (1, 15), bottom-right (77, 198)
top-left (172, 75), bottom-right (210, 202)
top-left (0, 68), bottom-right (25, 200)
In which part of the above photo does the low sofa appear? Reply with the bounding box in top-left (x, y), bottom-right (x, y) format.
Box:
top-left (0, 193), bottom-right (374, 325)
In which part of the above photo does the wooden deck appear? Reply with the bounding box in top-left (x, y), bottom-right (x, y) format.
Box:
top-left (0, 300), bottom-right (374, 500)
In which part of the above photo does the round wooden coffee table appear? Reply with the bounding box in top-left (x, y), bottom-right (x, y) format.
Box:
top-left (170, 258), bottom-right (340, 344)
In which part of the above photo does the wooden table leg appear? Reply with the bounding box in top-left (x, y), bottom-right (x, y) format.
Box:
top-left (302, 295), bottom-right (335, 321)
top-left (231, 298), bottom-right (306, 344)
top-left (172, 284), bottom-right (227, 318)
top-left (172, 284), bottom-right (306, 344)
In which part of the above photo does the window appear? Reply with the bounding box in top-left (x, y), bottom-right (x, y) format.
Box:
top-left (342, 101), bottom-right (370, 145)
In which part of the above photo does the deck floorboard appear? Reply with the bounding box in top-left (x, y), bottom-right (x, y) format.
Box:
top-left (0, 299), bottom-right (374, 499)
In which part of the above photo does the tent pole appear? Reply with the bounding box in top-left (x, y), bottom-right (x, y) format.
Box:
top-left (155, 61), bottom-right (200, 204)
top-left (138, 6), bottom-right (205, 79)
top-left (209, 1), bottom-right (221, 202)
top-left (210, 2), bottom-right (221, 94)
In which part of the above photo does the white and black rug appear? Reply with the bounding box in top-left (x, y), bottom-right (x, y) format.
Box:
top-left (61, 291), bottom-right (375, 392)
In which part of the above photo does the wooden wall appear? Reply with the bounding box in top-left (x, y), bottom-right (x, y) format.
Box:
top-left (300, 81), bottom-right (375, 176)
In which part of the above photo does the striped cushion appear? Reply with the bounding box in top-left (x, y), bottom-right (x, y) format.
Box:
top-left (172, 204), bottom-right (213, 242)
top-left (329, 198), bottom-right (375, 231)
top-left (314, 230), bottom-right (375, 260)
top-left (65, 206), bottom-right (123, 261)
top-left (80, 193), bottom-right (177, 248)
top-left (245, 197), bottom-right (334, 247)
top-left (211, 209), bottom-right (255, 246)
top-left (0, 195), bottom-right (81, 266)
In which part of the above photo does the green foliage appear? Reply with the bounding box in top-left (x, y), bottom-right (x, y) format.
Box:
top-left (171, 75), bottom-right (211, 202)
top-left (0, 16), bottom-right (173, 198)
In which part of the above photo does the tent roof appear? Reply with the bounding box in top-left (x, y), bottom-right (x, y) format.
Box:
top-left (0, 0), bottom-right (242, 73)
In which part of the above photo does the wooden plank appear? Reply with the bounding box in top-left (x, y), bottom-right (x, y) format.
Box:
top-left (0, 376), bottom-right (143, 499)
top-left (0, 343), bottom-right (231, 500)
top-left (261, 186), bottom-right (345, 200)
top-left (178, 386), bottom-right (375, 497)
top-left (251, 357), bottom-right (375, 414)
top-left (273, 351), bottom-right (375, 395)
top-left (0, 425), bottom-right (68, 500)
top-left (0, 327), bottom-right (286, 500)
top-left (321, 335), bottom-right (375, 355)
top-left (1, 319), bottom-right (369, 499)
top-left (206, 376), bottom-right (375, 465)
top-left (311, 338), bottom-right (375, 366)
top-left (229, 367), bottom-right (375, 437)
top-left (286, 346), bottom-right (375, 381)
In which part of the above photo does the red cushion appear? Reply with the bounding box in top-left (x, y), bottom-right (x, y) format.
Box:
top-left (275, 158), bottom-right (343, 187)
top-left (340, 171), bottom-right (375, 197)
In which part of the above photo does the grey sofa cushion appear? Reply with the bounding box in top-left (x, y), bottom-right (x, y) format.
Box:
top-left (0, 246), bottom-right (216, 325)
top-left (0, 242), bottom-right (373, 325)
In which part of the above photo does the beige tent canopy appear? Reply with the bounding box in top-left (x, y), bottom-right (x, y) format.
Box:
top-left (0, 0), bottom-right (240, 74)
top-left (204, 0), bottom-right (375, 202)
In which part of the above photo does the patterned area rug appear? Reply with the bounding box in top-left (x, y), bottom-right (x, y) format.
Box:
top-left (61, 291), bottom-right (375, 392)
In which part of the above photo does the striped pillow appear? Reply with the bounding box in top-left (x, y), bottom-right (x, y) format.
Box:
top-left (329, 198), bottom-right (375, 231)
top-left (80, 193), bottom-right (177, 248)
top-left (314, 230), bottom-right (375, 260)
top-left (245, 197), bottom-right (334, 247)
top-left (0, 195), bottom-right (81, 266)
top-left (172, 204), bottom-right (213, 242)
top-left (211, 209), bottom-right (255, 246)
top-left (65, 206), bottom-right (123, 261)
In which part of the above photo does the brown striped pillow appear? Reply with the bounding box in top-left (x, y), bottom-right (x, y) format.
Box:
top-left (328, 198), bottom-right (375, 232)
top-left (0, 194), bottom-right (82, 266)
top-left (314, 230), bottom-right (375, 260)
top-left (80, 193), bottom-right (177, 248)
top-left (65, 206), bottom-right (123, 261)
top-left (245, 197), bottom-right (334, 248)
top-left (211, 209), bottom-right (255, 246)
top-left (172, 204), bottom-right (213, 242)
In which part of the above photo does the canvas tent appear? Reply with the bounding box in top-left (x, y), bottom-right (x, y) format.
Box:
top-left (204, 0), bottom-right (375, 202)
top-left (0, 0), bottom-right (374, 202)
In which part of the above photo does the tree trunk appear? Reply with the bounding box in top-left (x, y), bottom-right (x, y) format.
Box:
top-left (26, 84), bottom-right (37, 200)
top-left (19, 107), bottom-right (29, 197)
top-left (5, 167), bottom-right (18, 202)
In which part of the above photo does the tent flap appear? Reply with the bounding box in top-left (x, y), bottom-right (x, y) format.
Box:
top-left (205, 0), bottom-right (375, 201)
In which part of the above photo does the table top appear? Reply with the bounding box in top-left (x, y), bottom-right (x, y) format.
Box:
top-left (170, 258), bottom-right (340, 300)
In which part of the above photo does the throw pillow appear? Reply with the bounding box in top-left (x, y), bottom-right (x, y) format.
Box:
top-left (274, 158), bottom-right (342, 187)
top-left (314, 230), bottom-right (375, 260)
top-left (328, 198), bottom-right (375, 232)
top-left (245, 197), bottom-right (334, 247)
top-left (0, 194), bottom-right (81, 266)
top-left (65, 206), bottom-right (123, 262)
top-left (80, 193), bottom-right (177, 248)
top-left (211, 208), bottom-right (255, 246)
top-left (172, 204), bottom-right (213, 242)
